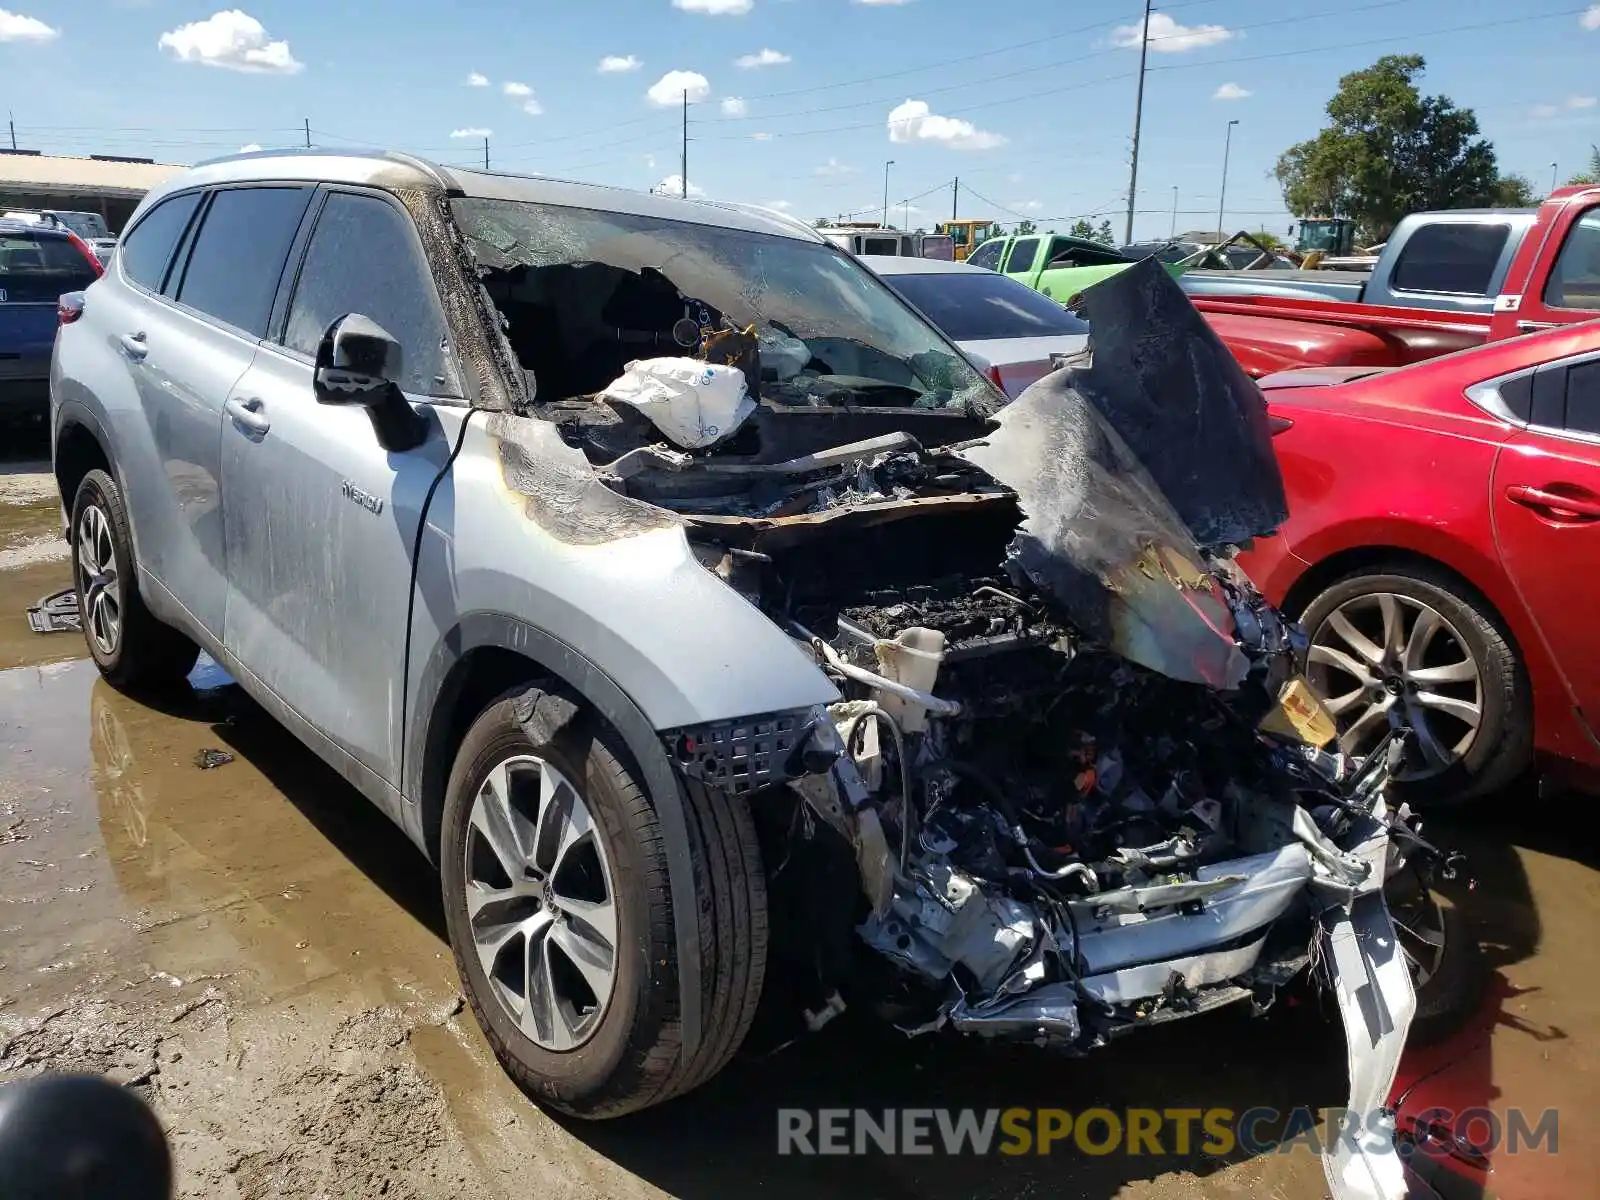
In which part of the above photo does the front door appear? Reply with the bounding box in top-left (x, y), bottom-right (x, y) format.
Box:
top-left (1491, 349), bottom-right (1600, 728)
top-left (220, 187), bottom-right (465, 788)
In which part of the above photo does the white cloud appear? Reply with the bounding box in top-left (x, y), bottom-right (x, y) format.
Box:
top-left (647, 69), bottom-right (711, 106)
top-left (599, 54), bottom-right (641, 73)
top-left (451, 128), bottom-right (492, 139)
top-left (1584, 5), bottom-right (1600, 31)
top-left (721, 96), bottom-right (748, 117)
top-left (672, 0), bottom-right (752, 13)
top-left (1011, 200), bottom-right (1043, 212)
top-left (1570, 95), bottom-right (1598, 110)
top-left (854, 0), bottom-right (915, 5)
top-left (735, 47), bottom-right (790, 68)
top-left (158, 10), bottom-right (303, 74)
top-left (466, 71), bottom-right (489, 87)
top-left (503, 81), bottom-right (532, 96)
top-left (1213, 82), bottom-right (1251, 101)
top-left (1111, 13), bottom-right (1234, 54)
top-left (522, 98), bottom-right (544, 116)
top-left (1006, 172), bottom-right (1024, 184)
top-left (763, 199), bottom-right (794, 211)
top-left (0, 9), bottom-right (58, 42)
top-left (238, 142), bottom-right (262, 152)
top-left (652, 174), bottom-right (705, 197)
top-left (644, 153), bottom-right (657, 168)
top-left (815, 157), bottom-right (855, 176)
top-left (886, 99), bottom-right (1006, 150)
top-left (751, 131), bottom-right (773, 141)
top-left (1532, 104), bottom-right (1561, 119)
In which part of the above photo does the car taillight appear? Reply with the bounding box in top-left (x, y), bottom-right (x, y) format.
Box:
top-left (58, 292), bottom-right (85, 326)
top-left (1268, 414), bottom-right (1294, 435)
top-left (65, 231), bottom-right (103, 278)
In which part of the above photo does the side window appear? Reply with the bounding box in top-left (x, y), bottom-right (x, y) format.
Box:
top-left (1542, 208), bottom-right (1600, 312)
top-left (1564, 359), bottom-right (1600, 436)
top-left (1005, 237), bottom-right (1040, 275)
top-left (1390, 223), bottom-right (1510, 296)
top-left (967, 240), bottom-right (1003, 271)
top-left (175, 187), bottom-right (312, 336)
top-left (283, 192), bottom-right (460, 398)
top-left (119, 192), bottom-right (202, 292)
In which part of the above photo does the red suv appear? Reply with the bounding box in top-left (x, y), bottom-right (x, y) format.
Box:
top-left (1238, 320), bottom-right (1600, 801)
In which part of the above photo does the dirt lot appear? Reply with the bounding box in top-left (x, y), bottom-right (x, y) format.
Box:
top-left (2, 443), bottom-right (1596, 1200)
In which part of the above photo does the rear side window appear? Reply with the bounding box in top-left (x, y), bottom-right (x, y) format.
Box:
top-left (884, 270), bottom-right (1089, 341)
top-left (1390, 223), bottom-right (1510, 296)
top-left (175, 187), bottom-right (312, 336)
top-left (0, 230), bottom-right (98, 303)
top-left (1543, 208), bottom-right (1600, 312)
top-left (1005, 237), bottom-right (1040, 274)
top-left (118, 192), bottom-right (201, 292)
top-left (283, 192), bottom-right (459, 397)
top-left (967, 240), bottom-right (1003, 271)
top-left (1565, 359), bottom-right (1600, 435)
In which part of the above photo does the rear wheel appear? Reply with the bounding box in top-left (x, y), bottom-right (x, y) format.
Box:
top-left (440, 688), bottom-right (767, 1117)
top-left (70, 469), bottom-right (199, 691)
top-left (1298, 568), bottom-right (1531, 804)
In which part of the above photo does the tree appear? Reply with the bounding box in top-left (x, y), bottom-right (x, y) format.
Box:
top-left (1274, 55), bottom-right (1501, 243)
top-left (1067, 218), bottom-right (1097, 241)
top-left (1492, 174), bottom-right (1538, 206)
top-left (1014, 218), bottom-right (1037, 235)
top-left (1095, 219), bottom-right (1115, 246)
top-left (1569, 146), bottom-right (1600, 187)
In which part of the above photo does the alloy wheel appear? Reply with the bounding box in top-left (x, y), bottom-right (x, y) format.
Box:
top-left (463, 754), bottom-right (619, 1052)
top-left (1307, 592), bottom-right (1483, 780)
top-left (75, 503), bottom-right (122, 658)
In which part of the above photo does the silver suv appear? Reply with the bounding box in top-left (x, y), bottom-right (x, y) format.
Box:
top-left (52, 150), bottom-right (1434, 1192)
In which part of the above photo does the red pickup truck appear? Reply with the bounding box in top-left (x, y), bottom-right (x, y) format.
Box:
top-left (1195, 186), bottom-right (1600, 376)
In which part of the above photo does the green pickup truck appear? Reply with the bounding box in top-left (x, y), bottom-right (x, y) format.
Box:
top-left (967, 233), bottom-right (1184, 302)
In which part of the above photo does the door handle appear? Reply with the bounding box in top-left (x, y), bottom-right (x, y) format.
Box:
top-left (1516, 320), bottom-right (1558, 333)
top-left (225, 396), bottom-right (270, 435)
top-left (1505, 483), bottom-right (1600, 520)
top-left (118, 331), bottom-right (148, 360)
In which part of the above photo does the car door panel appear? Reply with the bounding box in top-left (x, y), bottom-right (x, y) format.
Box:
top-left (221, 186), bottom-right (463, 788)
top-left (1492, 423), bottom-right (1600, 727)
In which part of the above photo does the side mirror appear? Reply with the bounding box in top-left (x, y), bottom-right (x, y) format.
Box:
top-left (313, 314), bottom-right (427, 453)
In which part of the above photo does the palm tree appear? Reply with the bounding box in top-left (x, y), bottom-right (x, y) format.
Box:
top-left (1567, 145), bottom-right (1600, 187)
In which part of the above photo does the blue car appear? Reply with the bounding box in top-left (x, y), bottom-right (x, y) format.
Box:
top-left (1, 218), bottom-right (101, 419)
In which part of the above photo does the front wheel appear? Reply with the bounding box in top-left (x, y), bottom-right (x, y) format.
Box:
top-left (440, 687), bottom-right (767, 1117)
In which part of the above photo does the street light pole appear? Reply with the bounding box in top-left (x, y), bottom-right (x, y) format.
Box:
top-left (1170, 185), bottom-right (1178, 238)
top-left (1551, 161), bottom-right (1560, 193)
top-left (882, 160), bottom-right (895, 227)
top-left (1217, 119), bottom-right (1240, 244)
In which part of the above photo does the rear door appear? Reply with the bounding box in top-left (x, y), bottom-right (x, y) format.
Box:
top-left (1001, 236), bottom-right (1042, 285)
top-left (116, 184), bottom-right (312, 638)
top-left (0, 227), bottom-right (98, 403)
top-left (1490, 347), bottom-right (1600, 727)
top-left (220, 186), bottom-right (462, 790)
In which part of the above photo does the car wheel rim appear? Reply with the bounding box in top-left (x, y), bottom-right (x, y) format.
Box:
top-left (75, 503), bottom-right (122, 658)
top-left (1307, 592), bottom-right (1484, 781)
top-left (463, 753), bottom-right (619, 1052)
top-left (1386, 870), bottom-right (1448, 991)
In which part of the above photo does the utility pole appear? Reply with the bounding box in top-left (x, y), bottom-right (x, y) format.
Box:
top-left (304, 117), bottom-right (311, 148)
top-left (882, 160), bottom-right (894, 227)
top-left (1216, 119), bottom-right (1240, 243)
top-left (951, 177), bottom-right (959, 221)
top-left (681, 90), bottom-right (689, 199)
top-left (1124, 0), bottom-right (1153, 245)
top-left (1170, 185), bottom-right (1178, 238)
top-left (904, 199), bottom-right (911, 229)
top-left (8, 111), bottom-right (16, 152)
top-left (484, 137), bottom-right (491, 170)
top-left (1551, 161), bottom-right (1560, 193)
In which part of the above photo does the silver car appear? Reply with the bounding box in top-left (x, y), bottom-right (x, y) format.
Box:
top-left (864, 255), bottom-right (1089, 397)
top-left (50, 150), bottom-right (1433, 1194)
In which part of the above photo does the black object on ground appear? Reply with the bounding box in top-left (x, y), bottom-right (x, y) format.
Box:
top-left (194, 748), bottom-right (235, 770)
top-left (0, 1073), bottom-right (173, 1200)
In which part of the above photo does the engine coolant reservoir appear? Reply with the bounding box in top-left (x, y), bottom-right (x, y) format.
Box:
top-left (873, 626), bottom-right (948, 734)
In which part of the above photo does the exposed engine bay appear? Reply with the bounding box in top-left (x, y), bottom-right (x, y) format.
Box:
top-left (465, 236), bottom-right (1441, 1199)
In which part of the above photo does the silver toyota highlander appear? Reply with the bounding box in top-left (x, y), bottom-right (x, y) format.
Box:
top-left (51, 150), bottom-right (1443, 1199)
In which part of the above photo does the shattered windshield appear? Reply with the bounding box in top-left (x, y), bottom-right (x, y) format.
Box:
top-left (450, 197), bottom-right (999, 412)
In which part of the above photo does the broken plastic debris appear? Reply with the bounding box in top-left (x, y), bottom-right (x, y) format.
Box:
top-left (193, 748), bottom-right (234, 770)
top-left (26, 588), bottom-right (80, 634)
top-left (600, 357), bottom-right (755, 449)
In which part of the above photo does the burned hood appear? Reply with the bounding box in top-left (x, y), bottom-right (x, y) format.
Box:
top-left (1068, 256), bottom-right (1288, 548)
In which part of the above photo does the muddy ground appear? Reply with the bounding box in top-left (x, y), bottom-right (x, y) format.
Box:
top-left (2, 439), bottom-right (1596, 1200)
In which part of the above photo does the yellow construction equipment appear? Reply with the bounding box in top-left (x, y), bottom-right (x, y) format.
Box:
top-left (937, 219), bottom-right (1000, 261)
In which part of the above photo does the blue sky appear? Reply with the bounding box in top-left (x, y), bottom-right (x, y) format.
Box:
top-left (3, 1), bottom-right (1599, 240)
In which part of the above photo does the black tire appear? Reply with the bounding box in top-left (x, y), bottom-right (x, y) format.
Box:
top-left (440, 687), bottom-right (767, 1118)
top-left (70, 469), bottom-right (199, 691)
top-left (1387, 874), bottom-right (1487, 1047)
top-left (1297, 566), bottom-right (1531, 806)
